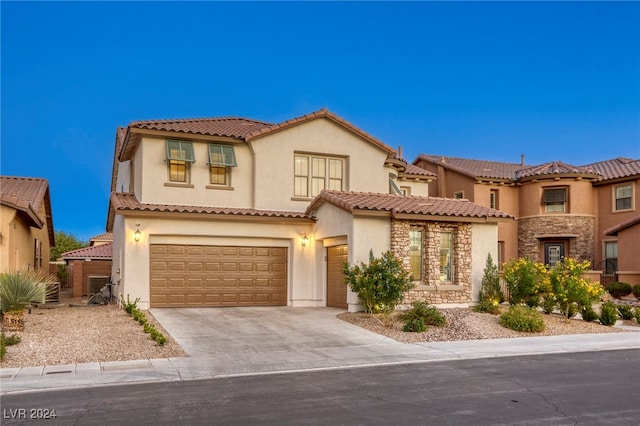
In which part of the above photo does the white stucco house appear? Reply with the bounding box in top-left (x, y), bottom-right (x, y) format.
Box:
top-left (106, 108), bottom-right (512, 311)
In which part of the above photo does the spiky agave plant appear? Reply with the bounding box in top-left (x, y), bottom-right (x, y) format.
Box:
top-left (0, 269), bottom-right (54, 313)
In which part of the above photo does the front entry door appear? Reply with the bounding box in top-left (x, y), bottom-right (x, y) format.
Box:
top-left (544, 243), bottom-right (565, 267)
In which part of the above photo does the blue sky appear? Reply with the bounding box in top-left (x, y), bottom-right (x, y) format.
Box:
top-left (1, 1), bottom-right (639, 242)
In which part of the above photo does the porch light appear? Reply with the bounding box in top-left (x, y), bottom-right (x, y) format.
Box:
top-left (134, 223), bottom-right (141, 242)
top-left (301, 233), bottom-right (309, 247)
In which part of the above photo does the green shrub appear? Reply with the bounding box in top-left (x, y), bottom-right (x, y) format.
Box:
top-left (542, 297), bottom-right (556, 314)
top-left (499, 305), bottom-right (545, 332)
top-left (616, 304), bottom-right (634, 320)
top-left (599, 302), bottom-right (618, 326)
top-left (342, 250), bottom-right (413, 314)
top-left (634, 307), bottom-right (640, 324)
top-left (154, 334), bottom-right (167, 346)
top-left (479, 253), bottom-right (505, 304)
top-left (0, 332), bottom-right (22, 361)
top-left (121, 294), bottom-right (140, 314)
top-left (143, 323), bottom-right (154, 334)
top-left (503, 258), bottom-right (548, 308)
top-left (581, 305), bottom-right (598, 322)
top-left (549, 258), bottom-right (603, 319)
top-left (632, 284), bottom-right (640, 299)
top-left (606, 282), bottom-right (632, 299)
top-left (473, 299), bottom-right (500, 315)
top-left (400, 300), bottom-right (446, 326)
top-left (403, 318), bottom-right (427, 332)
top-left (0, 270), bottom-right (52, 313)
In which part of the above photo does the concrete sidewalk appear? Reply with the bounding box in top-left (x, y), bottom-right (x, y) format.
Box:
top-left (2, 330), bottom-right (639, 395)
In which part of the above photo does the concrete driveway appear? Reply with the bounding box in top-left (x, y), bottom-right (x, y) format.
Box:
top-left (151, 307), bottom-right (399, 358)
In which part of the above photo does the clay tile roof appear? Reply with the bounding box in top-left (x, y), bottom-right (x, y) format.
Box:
top-left (306, 190), bottom-right (514, 220)
top-left (402, 163), bottom-right (437, 177)
top-left (416, 154), bottom-right (526, 180)
top-left (246, 108), bottom-right (397, 155)
top-left (582, 157), bottom-right (640, 181)
top-left (516, 161), bottom-right (599, 180)
top-left (110, 192), bottom-right (313, 220)
top-left (128, 116), bottom-right (273, 139)
top-left (604, 214), bottom-right (640, 236)
top-left (62, 242), bottom-right (113, 260)
top-left (90, 232), bottom-right (113, 244)
top-left (0, 177), bottom-right (54, 244)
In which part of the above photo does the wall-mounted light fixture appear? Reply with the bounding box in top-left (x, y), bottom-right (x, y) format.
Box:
top-left (134, 223), bottom-right (141, 242)
top-left (298, 229), bottom-right (309, 247)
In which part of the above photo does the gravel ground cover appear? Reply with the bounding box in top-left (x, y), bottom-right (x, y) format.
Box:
top-left (338, 306), bottom-right (636, 344)
top-left (1, 302), bottom-right (185, 368)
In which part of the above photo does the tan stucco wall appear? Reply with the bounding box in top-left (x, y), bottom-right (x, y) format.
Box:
top-left (113, 215), bottom-right (316, 310)
top-left (471, 223), bottom-right (499, 303)
top-left (593, 178), bottom-right (639, 264)
top-left (0, 205), bottom-right (51, 273)
top-left (135, 136), bottom-right (253, 208)
top-left (251, 119), bottom-right (392, 212)
top-left (519, 179), bottom-right (594, 217)
top-left (617, 223), bottom-right (640, 274)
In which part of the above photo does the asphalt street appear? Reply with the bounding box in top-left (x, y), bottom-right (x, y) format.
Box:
top-left (2, 349), bottom-right (638, 425)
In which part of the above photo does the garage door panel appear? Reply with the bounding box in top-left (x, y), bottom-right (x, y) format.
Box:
top-left (150, 244), bottom-right (287, 308)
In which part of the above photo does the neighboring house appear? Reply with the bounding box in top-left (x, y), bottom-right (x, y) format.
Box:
top-left (413, 155), bottom-right (640, 284)
top-left (61, 233), bottom-right (113, 297)
top-left (106, 108), bottom-right (510, 310)
top-left (0, 176), bottom-right (55, 273)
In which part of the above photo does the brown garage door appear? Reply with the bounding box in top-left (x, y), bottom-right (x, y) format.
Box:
top-left (327, 245), bottom-right (348, 309)
top-left (150, 245), bottom-right (287, 307)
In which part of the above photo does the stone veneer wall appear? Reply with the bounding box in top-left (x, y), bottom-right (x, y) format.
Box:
top-left (391, 219), bottom-right (472, 305)
top-left (518, 215), bottom-right (594, 262)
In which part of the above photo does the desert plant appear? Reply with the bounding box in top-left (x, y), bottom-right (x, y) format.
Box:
top-left (121, 294), bottom-right (140, 315)
top-left (502, 258), bottom-right (548, 308)
top-left (154, 333), bottom-right (167, 346)
top-left (581, 305), bottom-right (599, 322)
top-left (473, 298), bottom-right (500, 315)
top-left (548, 258), bottom-right (603, 319)
top-left (499, 305), bottom-right (545, 332)
top-left (402, 318), bottom-right (427, 333)
top-left (342, 250), bottom-right (413, 314)
top-left (542, 297), bottom-right (556, 314)
top-left (479, 253), bottom-right (505, 304)
top-left (400, 300), bottom-right (446, 326)
top-left (0, 270), bottom-right (53, 313)
top-left (634, 307), bottom-right (640, 324)
top-left (631, 284), bottom-right (640, 299)
top-left (0, 332), bottom-right (22, 361)
top-left (606, 282), bottom-right (632, 299)
top-left (599, 302), bottom-right (618, 326)
top-left (616, 304), bottom-right (634, 320)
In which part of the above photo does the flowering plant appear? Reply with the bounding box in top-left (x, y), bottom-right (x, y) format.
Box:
top-left (548, 258), bottom-right (603, 319)
top-left (502, 257), bottom-right (548, 307)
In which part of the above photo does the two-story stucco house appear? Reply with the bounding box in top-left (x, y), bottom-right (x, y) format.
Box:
top-left (0, 176), bottom-right (55, 273)
top-left (413, 155), bottom-right (640, 284)
top-left (106, 109), bottom-right (512, 311)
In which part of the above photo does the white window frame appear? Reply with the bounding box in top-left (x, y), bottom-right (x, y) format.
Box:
top-left (408, 229), bottom-right (423, 282)
top-left (613, 183), bottom-right (633, 212)
top-left (294, 154), bottom-right (344, 198)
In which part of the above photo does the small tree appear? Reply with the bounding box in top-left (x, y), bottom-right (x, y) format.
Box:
top-left (503, 257), bottom-right (548, 308)
top-left (480, 253), bottom-right (504, 303)
top-left (548, 258), bottom-right (603, 319)
top-left (342, 250), bottom-right (413, 315)
top-left (49, 231), bottom-right (88, 261)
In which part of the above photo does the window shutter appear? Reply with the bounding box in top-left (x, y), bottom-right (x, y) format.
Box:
top-left (209, 144), bottom-right (237, 167)
top-left (166, 140), bottom-right (195, 162)
top-left (544, 188), bottom-right (566, 203)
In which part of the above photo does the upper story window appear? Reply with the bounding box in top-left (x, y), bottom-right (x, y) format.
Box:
top-left (614, 184), bottom-right (633, 211)
top-left (543, 187), bottom-right (567, 213)
top-left (166, 140), bottom-right (195, 183)
top-left (490, 189), bottom-right (499, 209)
top-left (294, 154), bottom-right (343, 198)
top-left (208, 144), bottom-right (237, 186)
top-left (454, 191), bottom-right (464, 199)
